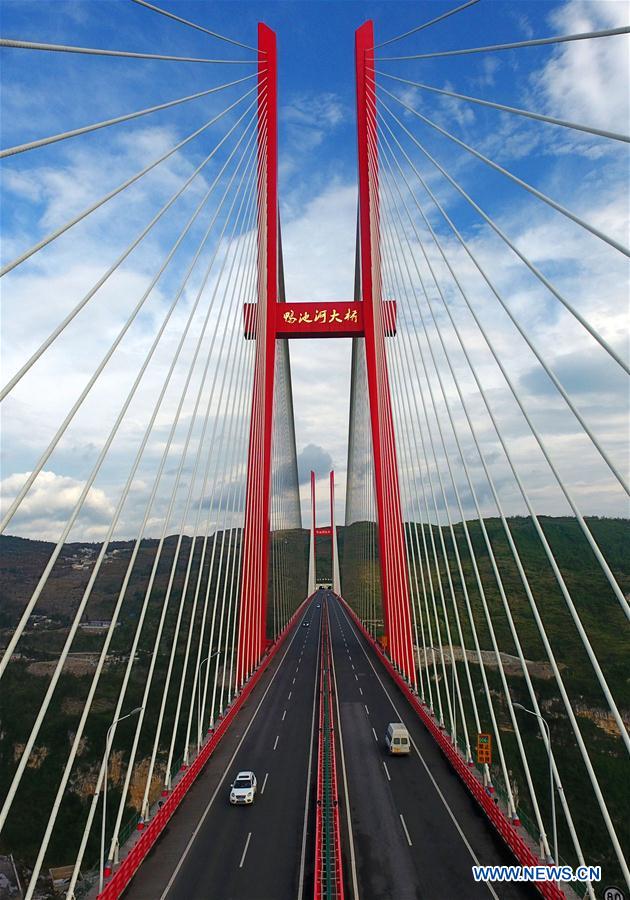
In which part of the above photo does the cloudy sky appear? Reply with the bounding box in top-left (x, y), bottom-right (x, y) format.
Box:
top-left (0, 0), bottom-right (628, 541)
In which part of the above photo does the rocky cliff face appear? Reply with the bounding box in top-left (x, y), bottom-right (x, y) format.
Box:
top-left (64, 752), bottom-right (165, 810)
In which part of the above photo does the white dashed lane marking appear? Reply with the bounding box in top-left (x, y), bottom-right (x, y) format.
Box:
top-left (400, 814), bottom-right (412, 846)
top-left (239, 832), bottom-right (252, 868)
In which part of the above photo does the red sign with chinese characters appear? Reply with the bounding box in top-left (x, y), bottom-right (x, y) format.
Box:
top-left (243, 300), bottom-right (397, 339)
top-left (315, 526), bottom-right (332, 536)
top-left (276, 301), bottom-right (363, 338)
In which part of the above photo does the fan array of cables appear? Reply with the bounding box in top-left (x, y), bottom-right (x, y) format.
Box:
top-left (0, 3), bottom-right (304, 896)
top-left (345, 2), bottom-right (629, 893)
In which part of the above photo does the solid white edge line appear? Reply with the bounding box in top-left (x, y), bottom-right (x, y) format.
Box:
top-left (238, 831), bottom-right (252, 868)
top-left (337, 600), bottom-right (501, 900)
top-left (157, 610), bottom-right (306, 900)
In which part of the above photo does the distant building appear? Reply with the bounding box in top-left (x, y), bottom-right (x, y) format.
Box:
top-left (48, 865), bottom-right (81, 894)
top-left (79, 620), bottom-right (119, 631)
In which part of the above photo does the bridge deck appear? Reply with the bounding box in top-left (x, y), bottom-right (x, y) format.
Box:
top-left (121, 592), bottom-right (538, 899)
top-left (328, 593), bottom-right (536, 900)
top-left (123, 602), bottom-right (322, 900)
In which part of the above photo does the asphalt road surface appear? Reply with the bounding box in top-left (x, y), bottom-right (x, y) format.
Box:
top-left (124, 597), bottom-right (322, 900)
top-left (327, 592), bottom-right (536, 900)
top-left (123, 590), bottom-right (536, 899)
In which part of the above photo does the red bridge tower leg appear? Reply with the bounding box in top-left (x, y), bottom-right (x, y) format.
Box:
top-left (237, 23), bottom-right (278, 686)
top-left (355, 21), bottom-right (416, 686)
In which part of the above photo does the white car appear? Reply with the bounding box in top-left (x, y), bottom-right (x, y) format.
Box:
top-left (229, 771), bottom-right (257, 805)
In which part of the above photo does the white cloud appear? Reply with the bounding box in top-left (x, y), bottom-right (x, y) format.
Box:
top-left (0, 470), bottom-right (115, 541)
top-left (1, 0), bottom-right (627, 545)
top-left (533, 0), bottom-right (630, 132)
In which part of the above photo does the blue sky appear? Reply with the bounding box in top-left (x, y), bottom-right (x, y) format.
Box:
top-left (1, 0), bottom-right (628, 539)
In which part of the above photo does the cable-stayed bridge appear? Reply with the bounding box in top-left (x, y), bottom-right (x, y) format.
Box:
top-left (0, 2), bottom-right (628, 899)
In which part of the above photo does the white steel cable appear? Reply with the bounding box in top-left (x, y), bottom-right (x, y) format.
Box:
top-left (165, 240), bottom-right (256, 781)
top-left (63, 142), bottom-right (259, 895)
top-left (376, 25), bottom-right (630, 60)
top-left (0, 75), bottom-right (256, 157)
top-left (377, 127), bottom-right (629, 885)
top-left (374, 0), bottom-right (481, 49)
top-left (377, 98), bottom-right (630, 375)
top-left (231, 127), bottom-right (268, 689)
top-left (130, 0), bottom-right (259, 53)
top-left (227, 361), bottom-right (257, 698)
top-left (380, 170), bottom-right (553, 842)
top-left (374, 162), bottom-right (488, 750)
top-left (212, 262), bottom-right (265, 704)
top-left (378, 83), bottom-right (630, 257)
top-left (369, 134), bottom-right (419, 686)
top-left (227, 459), bottom-right (251, 701)
top-left (9, 145), bottom-right (259, 892)
top-left (379, 138), bottom-right (598, 883)
top-left (380, 168), bottom-right (622, 893)
top-left (219, 408), bottom-right (254, 715)
top-left (149, 306), bottom-right (251, 794)
top-left (0, 37), bottom-right (257, 64)
top-left (105, 160), bottom-right (260, 860)
top-left (148, 227), bottom-right (256, 788)
top-left (0, 88), bottom-right (259, 401)
top-left (379, 200), bottom-right (516, 813)
top-left (141, 193), bottom-right (257, 808)
top-left (0, 116), bottom-right (260, 674)
top-left (182, 332), bottom-right (255, 760)
top-left (1, 122), bottom-right (259, 738)
top-left (0, 103), bottom-right (258, 529)
top-left (379, 269), bottom-right (474, 758)
top-left (376, 106), bottom-right (630, 622)
top-left (212, 331), bottom-right (256, 719)
top-left (226, 235), bottom-right (263, 700)
top-left (391, 342), bottom-right (473, 760)
top-left (373, 113), bottom-right (629, 496)
top-left (376, 71), bottom-right (630, 143)
top-left (406, 526), bottom-right (427, 704)
top-left (386, 326), bottom-right (459, 735)
top-left (378, 124), bottom-right (630, 750)
top-left (181, 235), bottom-right (259, 758)
top-left (0, 79), bottom-right (264, 277)
top-left (372, 124), bottom-right (504, 761)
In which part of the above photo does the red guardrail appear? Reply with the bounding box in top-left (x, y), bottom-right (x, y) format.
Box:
top-left (337, 596), bottom-right (565, 900)
top-left (98, 595), bottom-right (313, 900)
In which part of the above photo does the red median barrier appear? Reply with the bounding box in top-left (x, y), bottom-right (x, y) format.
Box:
top-left (337, 595), bottom-right (566, 900)
top-left (314, 603), bottom-right (344, 900)
top-left (98, 595), bottom-right (312, 900)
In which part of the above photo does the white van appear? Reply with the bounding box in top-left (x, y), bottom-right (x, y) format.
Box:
top-left (385, 722), bottom-right (410, 755)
